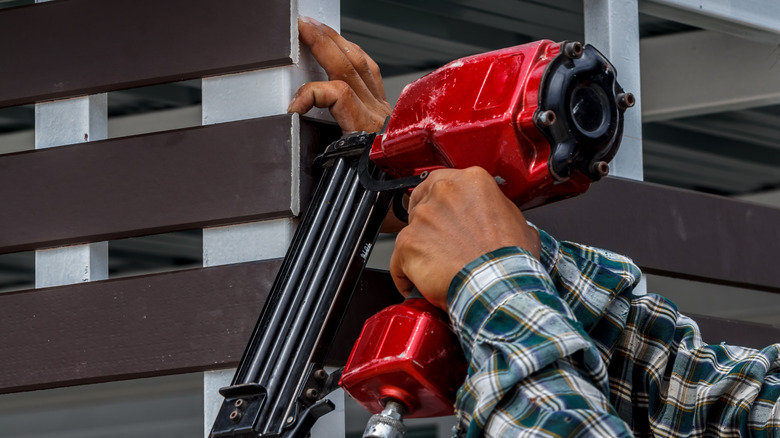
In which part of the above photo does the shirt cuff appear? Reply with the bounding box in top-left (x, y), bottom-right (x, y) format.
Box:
top-left (528, 223), bottom-right (560, 274)
top-left (446, 247), bottom-right (588, 369)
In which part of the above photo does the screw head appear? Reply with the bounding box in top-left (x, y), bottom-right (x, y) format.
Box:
top-left (313, 369), bottom-right (327, 382)
top-left (535, 110), bottom-right (557, 127)
top-left (617, 92), bottom-right (636, 110)
top-left (590, 161), bottom-right (610, 179)
top-left (563, 41), bottom-right (584, 59)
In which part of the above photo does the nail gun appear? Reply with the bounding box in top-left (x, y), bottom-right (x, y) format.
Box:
top-left (209, 39), bottom-right (633, 438)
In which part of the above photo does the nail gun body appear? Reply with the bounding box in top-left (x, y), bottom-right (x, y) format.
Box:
top-left (209, 39), bottom-right (632, 438)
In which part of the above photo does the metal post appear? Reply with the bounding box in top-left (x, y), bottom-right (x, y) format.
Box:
top-left (202, 1), bottom-right (342, 436)
top-left (34, 94), bottom-right (109, 287)
top-left (583, 0), bottom-right (643, 181)
top-left (583, 0), bottom-right (648, 305)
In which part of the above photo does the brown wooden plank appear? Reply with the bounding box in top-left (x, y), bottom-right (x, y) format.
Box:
top-left (525, 177), bottom-right (780, 294)
top-left (0, 260), bottom-right (279, 394)
top-left (1, 261), bottom-right (777, 395)
top-left (0, 0), bottom-right (293, 108)
top-left (0, 263), bottom-right (400, 395)
top-left (0, 114), bottom-right (340, 254)
top-left (3, 128), bottom-right (778, 289)
top-left (690, 314), bottom-right (780, 351)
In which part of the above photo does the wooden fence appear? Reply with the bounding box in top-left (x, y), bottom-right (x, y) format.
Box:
top-left (1, 0), bottom-right (778, 402)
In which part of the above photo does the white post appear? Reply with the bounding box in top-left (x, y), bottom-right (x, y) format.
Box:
top-left (34, 94), bottom-right (109, 287)
top-left (583, 0), bottom-right (647, 294)
top-left (583, 0), bottom-right (644, 181)
top-left (202, 1), bottom-right (343, 436)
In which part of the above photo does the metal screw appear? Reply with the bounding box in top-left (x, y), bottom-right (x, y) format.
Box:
top-left (617, 92), bottom-right (635, 110)
top-left (305, 388), bottom-right (319, 400)
top-left (313, 369), bottom-right (327, 382)
top-left (229, 409), bottom-right (242, 423)
top-left (590, 161), bottom-right (610, 179)
top-left (535, 110), bottom-right (557, 127)
top-left (563, 41), bottom-right (584, 59)
top-left (286, 416), bottom-right (295, 424)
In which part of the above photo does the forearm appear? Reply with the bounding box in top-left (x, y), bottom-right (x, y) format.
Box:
top-left (608, 293), bottom-right (780, 437)
top-left (541, 231), bottom-right (780, 436)
top-left (447, 247), bottom-right (633, 437)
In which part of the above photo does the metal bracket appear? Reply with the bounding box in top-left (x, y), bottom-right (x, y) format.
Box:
top-left (315, 131), bottom-right (427, 193)
top-left (357, 142), bottom-right (427, 193)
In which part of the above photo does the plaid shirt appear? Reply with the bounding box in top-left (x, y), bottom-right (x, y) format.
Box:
top-left (447, 228), bottom-right (780, 437)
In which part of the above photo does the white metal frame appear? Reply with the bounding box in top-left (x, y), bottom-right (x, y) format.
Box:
top-left (200, 1), bottom-right (343, 436)
top-left (640, 0), bottom-right (780, 44)
top-left (584, 0), bottom-right (644, 180)
top-left (641, 30), bottom-right (780, 122)
top-left (34, 95), bottom-right (109, 287)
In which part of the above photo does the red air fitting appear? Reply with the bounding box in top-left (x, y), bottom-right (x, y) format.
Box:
top-left (340, 296), bottom-right (467, 418)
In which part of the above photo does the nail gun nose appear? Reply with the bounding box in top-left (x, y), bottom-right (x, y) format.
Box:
top-left (362, 400), bottom-right (407, 438)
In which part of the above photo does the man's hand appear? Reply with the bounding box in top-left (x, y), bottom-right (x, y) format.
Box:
top-left (390, 167), bottom-right (541, 310)
top-left (289, 17), bottom-right (393, 134)
top-left (290, 19), bottom-right (540, 305)
top-left (292, 16), bottom-right (405, 231)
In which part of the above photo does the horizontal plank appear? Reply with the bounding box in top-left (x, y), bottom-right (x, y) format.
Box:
top-left (690, 314), bottom-right (780, 351)
top-left (0, 0), bottom-right (293, 108)
top-left (1, 260), bottom-right (777, 395)
top-left (0, 260), bottom-right (278, 394)
top-left (0, 114), bottom-right (341, 254)
top-left (526, 177), bottom-right (780, 293)
top-left (0, 262), bottom-right (402, 395)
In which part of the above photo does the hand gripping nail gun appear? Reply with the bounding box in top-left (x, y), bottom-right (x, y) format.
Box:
top-left (209, 39), bottom-right (633, 438)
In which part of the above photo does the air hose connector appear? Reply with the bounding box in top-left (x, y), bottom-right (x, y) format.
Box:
top-left (362, 400), bottom-right (407, 438)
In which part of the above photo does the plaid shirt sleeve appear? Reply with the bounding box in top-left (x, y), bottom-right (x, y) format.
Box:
top-left (447, 227), bottom-right (780, 437)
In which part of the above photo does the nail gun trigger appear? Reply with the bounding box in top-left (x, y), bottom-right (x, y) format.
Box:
top-left (392, 190), bottom-right (409, 223)
top-left (357, 142), bottom-right (426, 192)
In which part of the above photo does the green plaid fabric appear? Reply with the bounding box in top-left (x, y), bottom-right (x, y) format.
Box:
top-left (447, 228), bottom-right (780, 437)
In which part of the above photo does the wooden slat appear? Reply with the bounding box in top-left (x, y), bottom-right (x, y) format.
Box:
top-left (526, 177), bottom-right (780, 294)
top-left (0, 263), bottom-right (401, 395)
top-left (0, 114), bottom-right (340, 254)
top-left (690, 314), bottom-right (780, 351)
top-left (3, 143), bottom-right (779, 289)
top-left (1, 262), bottom-right (777, 395)
top-left (0, 0), bottom-right (293, 108)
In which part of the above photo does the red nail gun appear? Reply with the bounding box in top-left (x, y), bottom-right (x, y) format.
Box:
top-left (209, 39), bottom-right (632, 438)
